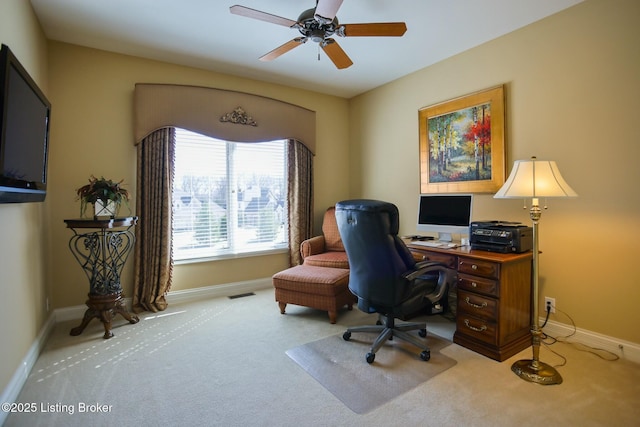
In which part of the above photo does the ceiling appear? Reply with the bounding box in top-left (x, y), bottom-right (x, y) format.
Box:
top-left (30, 0), bottom-right (583, 98)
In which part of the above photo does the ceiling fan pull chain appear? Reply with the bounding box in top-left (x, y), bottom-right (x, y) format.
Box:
top-left (318, 44), bottom-right (321, 61)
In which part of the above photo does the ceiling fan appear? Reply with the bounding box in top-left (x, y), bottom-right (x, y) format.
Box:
top-left (229, 0), bottom-right (407, 69)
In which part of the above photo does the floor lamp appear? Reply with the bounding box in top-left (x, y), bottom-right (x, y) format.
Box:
top-left (494, 156), bottom-right (577, 385)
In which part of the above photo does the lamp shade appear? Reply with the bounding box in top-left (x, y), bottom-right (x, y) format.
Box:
top-left (494, 157), bottom-right (578, 199)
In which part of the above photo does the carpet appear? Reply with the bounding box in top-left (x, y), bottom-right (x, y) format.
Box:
top-left (286, 332), bottom-right (457, 414)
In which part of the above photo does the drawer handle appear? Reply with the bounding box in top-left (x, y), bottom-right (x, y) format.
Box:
top-left (471, 281), bottom-right (478, 288)
top-left (471, 264), bottom-right (478, 270)
top-left (464, 319), bottom-right (487, 332)
top-left (465, 297), bottom-right (487, 309)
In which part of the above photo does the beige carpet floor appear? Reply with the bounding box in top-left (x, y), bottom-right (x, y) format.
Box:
top-left (4, 288), bottom-right (640, 427)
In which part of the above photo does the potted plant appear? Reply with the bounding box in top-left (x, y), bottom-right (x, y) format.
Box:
top-left (76, 175), bottom-right (130, 218)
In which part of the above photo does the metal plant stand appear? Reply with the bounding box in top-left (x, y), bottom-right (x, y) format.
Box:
top-left (64, 217), bottom-right (139, 339)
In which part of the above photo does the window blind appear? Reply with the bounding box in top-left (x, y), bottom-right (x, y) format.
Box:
top-left (173, 128), bottom-right (288, 261)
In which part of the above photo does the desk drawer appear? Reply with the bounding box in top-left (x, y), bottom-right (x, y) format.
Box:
top-left (458, 257), bottom-right (500, 279)
top-left (458, 273), bottom-right (499, 297)
top-left (412, 250), bottom-right (456, 268)
top-left (457, 290), bottom-right (497, 321)
top-left (456, 315), bottom-right (497, 345)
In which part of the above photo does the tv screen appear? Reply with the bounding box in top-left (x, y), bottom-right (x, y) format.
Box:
top-left (0, 44), bottom-right (51, 203)
top-left (417, 194), bottom-right (473, 241)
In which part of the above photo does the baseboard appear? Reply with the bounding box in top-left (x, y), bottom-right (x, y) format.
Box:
top-left (0, 312), bottom-right (56, 426)
top-left (540, 317), bottom-right (640, 364)
top-left (54, 277), bottom-right (273, 322)
top-left (166, 277), bottom-right (273, 305)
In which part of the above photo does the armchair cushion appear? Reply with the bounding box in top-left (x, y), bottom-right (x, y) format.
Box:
top-left (303, 251), bottom-right (349, 269)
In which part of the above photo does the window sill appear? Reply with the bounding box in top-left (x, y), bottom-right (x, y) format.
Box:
top-left (174, 247), bottom-right (289, 265)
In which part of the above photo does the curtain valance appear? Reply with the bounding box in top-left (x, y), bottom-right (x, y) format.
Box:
top-left (134, 83), bottom-right (316, 154)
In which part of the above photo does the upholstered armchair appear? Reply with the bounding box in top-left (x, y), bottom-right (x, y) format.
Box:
top-left (300, 207), bottom-right (349, 269)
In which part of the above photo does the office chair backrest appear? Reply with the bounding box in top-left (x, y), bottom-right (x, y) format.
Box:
top-left (335, 199), bottom-right (418, 313)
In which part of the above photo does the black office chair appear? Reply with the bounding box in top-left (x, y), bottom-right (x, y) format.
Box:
top-left (335, 199), bottom-right (456, 364)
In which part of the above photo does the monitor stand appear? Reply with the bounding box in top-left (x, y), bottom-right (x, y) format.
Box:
top-left (437, 232), bottom-right (453, 242)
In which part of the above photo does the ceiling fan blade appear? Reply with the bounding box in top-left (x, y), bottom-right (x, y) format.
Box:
top-left (259, 38), bottom-right (307, 62)
top-left (229, 5), bottom-right (297, 27)
top-left (340, 22), bottom-right (407, 37)
top-left (314, 0), bottom-right (344, 23)
top-left (321, 39), bottom-right (353, 69)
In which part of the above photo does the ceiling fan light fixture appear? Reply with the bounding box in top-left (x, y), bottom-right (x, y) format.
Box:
top-left (310, 29), bottom-right (325, 43)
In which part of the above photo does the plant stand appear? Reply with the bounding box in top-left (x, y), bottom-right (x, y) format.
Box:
top-left (64, 216), bottom-right (139, 339)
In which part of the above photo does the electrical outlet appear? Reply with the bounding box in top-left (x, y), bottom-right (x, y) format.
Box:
top-left (544, 296), bottom-right (556, 314)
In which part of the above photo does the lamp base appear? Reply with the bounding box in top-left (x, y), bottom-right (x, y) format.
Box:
top-left (511, 359), bottom-right (563, 385)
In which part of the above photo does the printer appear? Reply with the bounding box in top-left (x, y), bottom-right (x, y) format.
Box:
top-left (469, 221), bottom-right (533, 253)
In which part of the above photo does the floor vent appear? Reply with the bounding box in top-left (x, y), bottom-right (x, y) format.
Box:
top-left (228, 292), bottom-right (256, 299)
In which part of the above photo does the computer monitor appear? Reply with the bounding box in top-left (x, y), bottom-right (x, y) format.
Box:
top-left (417, 194), bottom-right (473, 242)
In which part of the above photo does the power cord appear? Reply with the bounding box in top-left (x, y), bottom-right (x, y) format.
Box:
top-left (541, 303), bottom-right (620, 367)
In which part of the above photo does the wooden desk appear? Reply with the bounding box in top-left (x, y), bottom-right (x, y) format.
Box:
top-left (64, 217), bottom-right (140, 339)
top-left (408, 244), bottom-right (532, 361)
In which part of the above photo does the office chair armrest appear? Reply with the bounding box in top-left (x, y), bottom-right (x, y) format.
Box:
top-left (403, 260), bottom-right (449, 281)
top-left (405, 260), bottom-right (454, 304)
top-left (300, 235), bottom-right (326, 258)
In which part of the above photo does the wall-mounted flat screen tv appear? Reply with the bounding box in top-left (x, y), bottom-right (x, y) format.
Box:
top-left (0, 44), bottom-right (51, 203)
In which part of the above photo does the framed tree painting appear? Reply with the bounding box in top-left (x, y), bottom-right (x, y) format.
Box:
top-left (419, 85), bottom-right (506, 193)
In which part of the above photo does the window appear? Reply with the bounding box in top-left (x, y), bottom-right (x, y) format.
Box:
top-left (172, 128), bottom-right (288, 261)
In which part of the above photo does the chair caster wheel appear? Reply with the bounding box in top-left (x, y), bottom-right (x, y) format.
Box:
top-left (418, 328), bottom-right (427, 338)
top-left (366, 352), bottom-right (375, 364)
top-left (420, 350), bottom-right (431, 361)
top-left (343, 331), bottom-right (351, 341)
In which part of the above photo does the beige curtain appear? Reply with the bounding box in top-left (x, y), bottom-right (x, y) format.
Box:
top-left (287, 139), bottom-right (314, 266)
top-left (132, 127), bottom-right (175, 313)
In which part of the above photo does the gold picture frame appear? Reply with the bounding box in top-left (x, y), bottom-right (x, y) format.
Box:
top-left (419, 85), bottom-right (506, 193)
